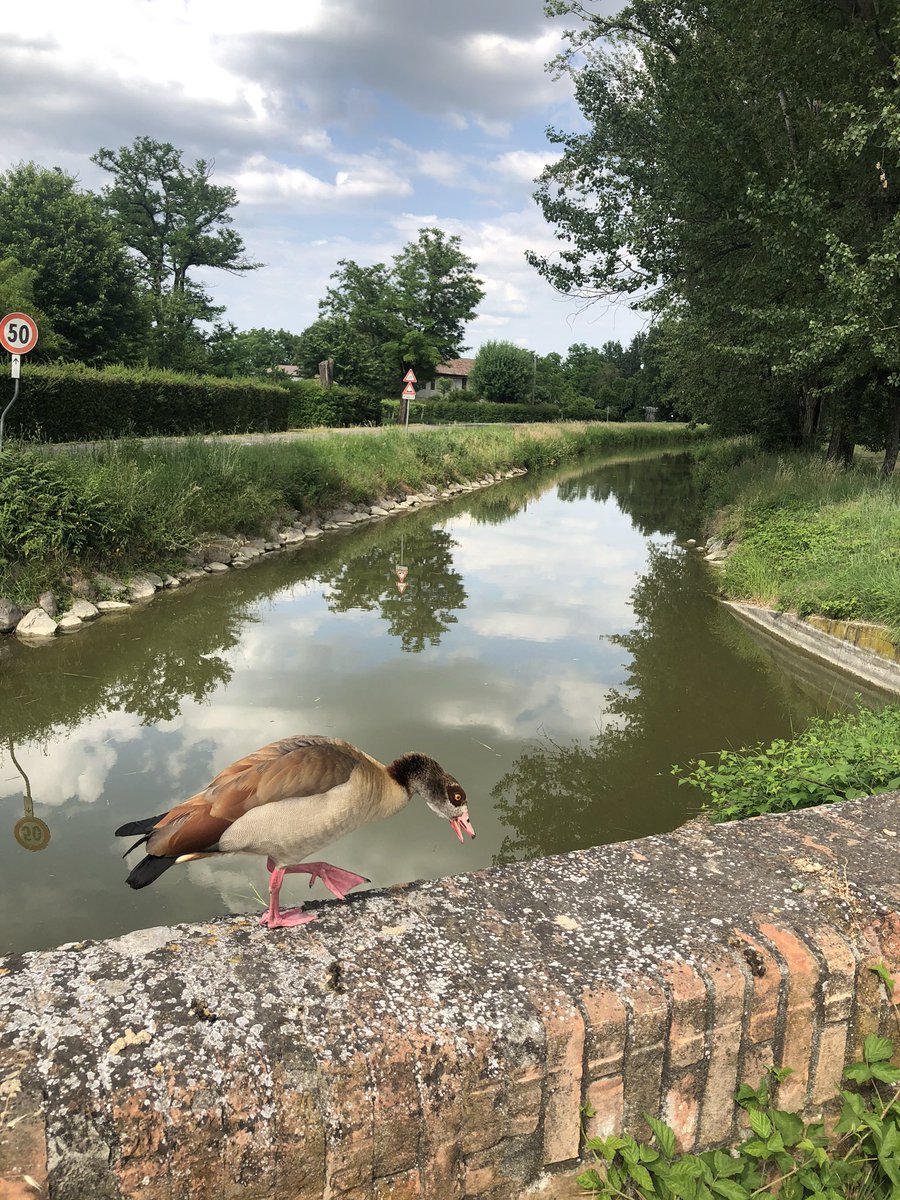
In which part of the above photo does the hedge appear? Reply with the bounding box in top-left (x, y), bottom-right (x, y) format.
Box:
top-left (7, 363), bottom-right (289, 442)
top-left (286, 378), bottom-right (382, 428)
top-left (381, 396), bottom-right (601, 424)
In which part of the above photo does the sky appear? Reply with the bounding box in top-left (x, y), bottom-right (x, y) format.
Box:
top-left (0, 0), bottom-right (642, 359)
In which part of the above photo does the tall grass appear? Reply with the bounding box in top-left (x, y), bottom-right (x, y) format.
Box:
top-left (0, 422), bottom-right (698, 606)
top-left (695, 441), bottom-right (900, 636)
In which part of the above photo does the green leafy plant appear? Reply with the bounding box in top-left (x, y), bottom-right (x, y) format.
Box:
top-left (578, 967), bottom-right (900, 1199)
top-left (673, 704), bottom-right (900, 822)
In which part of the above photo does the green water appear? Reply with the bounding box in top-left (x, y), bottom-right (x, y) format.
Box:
top-left (0, 452), bottom-right (871, 953)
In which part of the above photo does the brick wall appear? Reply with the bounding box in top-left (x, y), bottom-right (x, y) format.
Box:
top-left (1, 795), bottom-right (898, 1200)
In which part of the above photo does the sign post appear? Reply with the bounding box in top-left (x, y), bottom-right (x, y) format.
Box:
top-left (0, 312), bottom-right (39, 453)
top-left (400, 368), bottom-right (417, 431)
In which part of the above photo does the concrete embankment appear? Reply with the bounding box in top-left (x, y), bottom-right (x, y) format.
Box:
top-left (2, 794), bottom-right (898, 1199)
top-left (724, 602), bottom-right (900, 695)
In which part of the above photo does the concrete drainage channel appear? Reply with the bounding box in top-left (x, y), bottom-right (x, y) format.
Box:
top-left (0, 468), bottom-right (527, 642)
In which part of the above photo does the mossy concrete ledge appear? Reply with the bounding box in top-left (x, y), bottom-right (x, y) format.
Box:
top-left (2, 797), bottom-right (899, 1200)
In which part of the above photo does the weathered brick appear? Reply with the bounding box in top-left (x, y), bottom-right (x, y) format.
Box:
top-left (0, 1049), bottom-right (46, 1200)
top-left (810, 926), bottom-right (857, 1023)
top-left (622, 976), bottom-right (669, 1136)
top-left (758, 924), bottom-right (819, 1112)
top-left (373, 1168), bottom-right (422, 1199)
top-left (663, 1071), bottom-right (701, 1152)
top-left (405, 1033), bottom-right (466, 1200)
top-left (697, 953), bottom-right (746, 1147)
top-left (320, 1049), bottom-right (375, 1197)
top-left (586, 1076), bottom-right (625, 1140)
top-left (530, 988), bottom-right (585, 1165)
top-left (732, 930), bottom-right (782, 1045)
top-left (812, 1023), bottom-right (849, 1107)
top-left (581, 986), bottom-right (627, 1080)
top-left (659, 960), bottom-right (707, 1070)
top-left (370, 1029), bottom-right (422, 1177)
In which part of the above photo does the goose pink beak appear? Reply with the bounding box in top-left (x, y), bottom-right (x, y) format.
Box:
top-left (450, 812), bottom-right (476, 841)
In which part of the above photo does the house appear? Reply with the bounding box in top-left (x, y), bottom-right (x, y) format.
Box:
top-left (418, 358), bottom-right (475, 394)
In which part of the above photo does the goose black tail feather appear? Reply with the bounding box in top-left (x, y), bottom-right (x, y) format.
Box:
top-left (115, 813), bottom-right (167, 837)
top-left (126, 854), bottom-right (177, 890)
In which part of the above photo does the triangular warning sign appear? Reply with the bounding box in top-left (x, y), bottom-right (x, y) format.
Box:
top-left (402, 383), bottom-right (416, 398)
top-left (403, 369), bottom-right (417, 383)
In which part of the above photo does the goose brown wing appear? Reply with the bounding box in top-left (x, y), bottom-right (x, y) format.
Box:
top-left (207, 740), bottom-right (361, 818)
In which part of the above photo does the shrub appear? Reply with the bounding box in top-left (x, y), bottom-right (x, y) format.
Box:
top-left (381, 397), bottom-right (599, 424)
top-left (469, 340), bottom-right (535, 403)
top-left (9, 362), bottom-right (289, 441)
top-left (673, 703), bottom-right (900, 821)
top-left (285, 378), bottom-right (381, 428)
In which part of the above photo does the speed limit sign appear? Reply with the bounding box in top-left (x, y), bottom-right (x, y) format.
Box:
top-left (0, 312), bottom-right (39, 354)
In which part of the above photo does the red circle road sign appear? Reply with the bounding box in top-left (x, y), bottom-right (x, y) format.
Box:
top-left (0, 312), bottom-right (39, 354)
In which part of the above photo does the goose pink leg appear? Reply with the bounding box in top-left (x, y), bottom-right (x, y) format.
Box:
top-left (259, 859), bottom-right (370, 926)
top-left (266, 857), bottom-right (370, 901)
top-left (259, 865), bottom-right (317, 929)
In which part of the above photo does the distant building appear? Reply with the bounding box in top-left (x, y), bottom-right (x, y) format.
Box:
top-left (275, 364), bottom-right (302, 379)
top-left (418, 358), bottom-right (475, 394)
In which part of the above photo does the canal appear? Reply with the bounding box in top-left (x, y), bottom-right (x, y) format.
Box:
top-left (0, 451), bottom-right (873, 952)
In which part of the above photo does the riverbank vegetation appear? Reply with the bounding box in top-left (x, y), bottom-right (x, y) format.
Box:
top-left (0, 422), bottom-right (697, 609)
top-left (693, 439), bottom-right (900, 636)
top-left (675, 703), bottom-right (900, 823)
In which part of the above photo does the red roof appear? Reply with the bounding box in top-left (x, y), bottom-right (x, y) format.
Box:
top-left (435, 358), bottom-right (475, 377)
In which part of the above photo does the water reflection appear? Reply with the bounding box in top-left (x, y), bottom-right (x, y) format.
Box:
top-left (318, 523), bottom-right (467, 652)
top-left (0, 451), bottom-right (881, 953)
top-left (491, 543), bottom-right (878, 864)
top-left (7, 740), bottom-right (51, 853)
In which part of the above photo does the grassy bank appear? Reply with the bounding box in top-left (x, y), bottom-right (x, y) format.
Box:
top-left (0, 421), bottom-right (697, 609)
top-left (695, 439), bottom-right (900, 639)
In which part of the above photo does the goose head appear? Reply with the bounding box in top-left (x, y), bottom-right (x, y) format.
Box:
top-left (391, 753), bottom-right (475, 841)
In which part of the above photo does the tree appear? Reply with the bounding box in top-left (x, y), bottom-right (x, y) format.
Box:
top-left (92, 137), bottom-right (260, 369)
top-left (530, 0), bottom-right (900, 472)
top-left (294, 316), bottom-right (386, 393)
top-left (391, 228), bottom-right (484, 367)
top-left (314, 227), bottom-right (484, 392)
top-left (469, 340), bottom-right (535, 403)
top-left (0, 258), bottom-right (66, 359)
top-left (0, 163), bottom-right (145, 364)
top-left (207, 325), bottom-right (303, 378)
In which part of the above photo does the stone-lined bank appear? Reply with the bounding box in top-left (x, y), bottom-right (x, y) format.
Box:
top-left (0, 468), bottom-right (527, 641)
top-left (1, 794), bottom-right (898, 1200)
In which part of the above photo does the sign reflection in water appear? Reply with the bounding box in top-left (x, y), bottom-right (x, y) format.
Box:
top-left (0, 452), bottom-right (878, 953)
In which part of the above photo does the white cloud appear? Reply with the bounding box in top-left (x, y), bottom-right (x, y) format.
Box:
top-left (231, 154), bottom-right (412, 207)
top-left (0, 0), bottom-right (646, 354)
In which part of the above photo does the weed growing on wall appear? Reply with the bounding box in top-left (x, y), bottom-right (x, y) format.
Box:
top-left (672, 704), bottom-right (900, 822)
top-left (578, 967), bottom-right (899, 1199)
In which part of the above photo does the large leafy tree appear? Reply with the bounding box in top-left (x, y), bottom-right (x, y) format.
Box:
top-left (92, 137), bottom-right (260, 370)
top-left (469, 340), bottom-right (535, 403)
top-left (530, 0), bottom-right (900, 473)
top-left (0, 163), bottom-right (145, 363)
top-left (314, 227), bottom-right (484, 392)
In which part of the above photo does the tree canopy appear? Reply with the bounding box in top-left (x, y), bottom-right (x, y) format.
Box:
top-left (92, 136), bottom-right (261, 369)
top-left (0, 163), bottom-right (145, 364)
top-left (530, 0), bottom-right (900, 473)
top-left (312, 227), bottom-right (484, 392)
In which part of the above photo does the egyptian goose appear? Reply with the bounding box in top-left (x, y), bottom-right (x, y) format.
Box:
top-left (115, 735), bottom-right (475, 928)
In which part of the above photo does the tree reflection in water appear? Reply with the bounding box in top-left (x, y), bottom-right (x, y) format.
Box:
top-left (318, 523), bottom-right (467, 653)
top-left (492, 543), bottom-right (822, 865)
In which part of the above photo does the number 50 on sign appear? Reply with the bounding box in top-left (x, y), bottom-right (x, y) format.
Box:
top-left (0, 312), bottom-right (39, 354)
